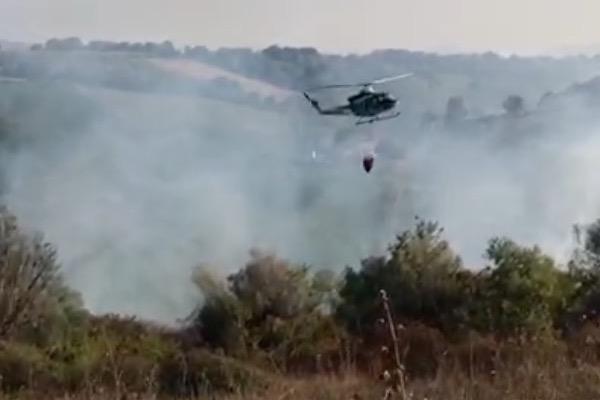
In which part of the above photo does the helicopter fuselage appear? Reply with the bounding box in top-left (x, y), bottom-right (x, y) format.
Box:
top-left (347, 90), bottom-right (397, 117)
top-left (301, 72), bottom-right (411, 125)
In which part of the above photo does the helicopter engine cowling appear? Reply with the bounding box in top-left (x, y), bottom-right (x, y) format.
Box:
top-left (363, 86), bottom-right (375, 93)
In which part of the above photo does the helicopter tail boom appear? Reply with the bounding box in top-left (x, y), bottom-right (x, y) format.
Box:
top-left (303, 92), bottom-right (322, 112)
top-left (303, 92), bottom-right (351, 116)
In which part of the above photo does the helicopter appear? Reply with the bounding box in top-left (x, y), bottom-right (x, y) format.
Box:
top-left (302, 72), bottom-right (414, 126)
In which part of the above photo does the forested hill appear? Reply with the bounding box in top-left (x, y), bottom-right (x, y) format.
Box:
top-left (3, 37), bottom-right (600, 120)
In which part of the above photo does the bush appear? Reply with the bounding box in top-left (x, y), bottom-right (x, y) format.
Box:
top-left (159, 348), bottom-right (274, 396)
top-left (188, 248), bottom-right (344, 371)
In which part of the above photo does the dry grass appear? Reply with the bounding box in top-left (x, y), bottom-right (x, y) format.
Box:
top-left (0, 293), bottom-right (596, 399)
top-left (2, 290), bottom-right (597, 400)
top-left (1, 361), bottom-right (599, 400)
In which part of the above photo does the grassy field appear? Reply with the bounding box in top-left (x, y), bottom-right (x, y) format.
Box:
top-left (0, 76), bottom-right (293, 136)
top-left (0, 47), bottom-right (292, 103)
top-left (149, 57), bottom-right (293, 101)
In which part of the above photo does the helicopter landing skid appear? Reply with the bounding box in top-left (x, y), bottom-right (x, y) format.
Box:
top-left (355, 111), bottom-right (401, 125)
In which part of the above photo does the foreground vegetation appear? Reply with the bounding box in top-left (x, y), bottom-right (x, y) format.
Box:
top-left (0, 204), bottom-right (600, 399)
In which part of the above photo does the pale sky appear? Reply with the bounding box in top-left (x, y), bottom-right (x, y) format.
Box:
top-left (0, 0), bottom-right (599, 54)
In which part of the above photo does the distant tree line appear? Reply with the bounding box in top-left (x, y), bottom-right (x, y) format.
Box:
top-left (1, 40), bottom-right (285, 111)
top-left (29, 38), bottom-right (329, 92)
top-left (33, 37), bottom-right (180, 58)
top-left (5, 36), bottom-right (600, 137)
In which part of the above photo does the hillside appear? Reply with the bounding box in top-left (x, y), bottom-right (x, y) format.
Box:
top-left (7, 38), bottom-right (600, 117)
top-left (0, 76), bottom-right (352, 319)
top-left (0, 48), bottom-right (293, 110)
top-left (149, 57), bottom-right (293, 101)
top-left (0, 39), bottom-right (30, 51)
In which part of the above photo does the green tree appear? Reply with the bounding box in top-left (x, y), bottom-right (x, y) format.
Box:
top-left (473, 237), bottom-right (575, 337)
top-left (189, 249), bottom-right (341, 366)
top-left (336, 219), bottom-right (476, 336)
top-left (572, 219), bottom-right (600, 271)
top-left (561, 219), bottom-right (600, 328)
top-left (502, 95), bottom-right (526, 117)
top-left (444, 96), bottom-right (469, 124)
top-left (0, 206), bottom-right (84, 345)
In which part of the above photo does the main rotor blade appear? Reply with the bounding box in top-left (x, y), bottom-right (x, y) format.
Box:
top-left (304, 72), bottom-right (414, 93)
top-left (304, 83), bottom-right (366, 92)
top-left (370, 73), bottom-right (414, 85)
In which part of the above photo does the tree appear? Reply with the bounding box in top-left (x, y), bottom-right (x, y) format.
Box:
top-left (472, 237), bottom-right (575, 336)
top-left (444, 96), bottom-right (469, 123)
top-left (502, 95), bottom-right (526, 117)
top-left (561, 219), bottom-right (600, 327)
top-left (189, 249), bottom-right (341, 364)
top-left (336, 219), bottom-right (476, 336)
top-left (155, 41), bottom-right (178, 58)
top-left (0, 206), bottom-right (84, 344)
top-left (44, 37), bottom-right (83, 51)
top-left (573, 219), bottom-right (600, 271)
top-left (191, 267), bottom-right (250, 357)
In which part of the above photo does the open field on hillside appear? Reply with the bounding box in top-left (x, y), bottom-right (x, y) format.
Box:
top-left (0, 77), bottom-right (293, 134)
top-left (0, 47), bottom-right (293, 106)
top-left (149, 57), bottom-right (293, 101)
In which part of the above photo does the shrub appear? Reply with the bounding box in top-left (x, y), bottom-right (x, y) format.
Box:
top-left (188, 248), bottom-right (344, 370)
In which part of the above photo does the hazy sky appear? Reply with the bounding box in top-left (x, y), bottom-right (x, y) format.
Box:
top-left (0, 0), bottom-right (598, 54)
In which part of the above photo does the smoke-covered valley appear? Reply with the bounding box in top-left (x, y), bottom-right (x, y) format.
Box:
top-left (2, 39), bottom-right (600, 322)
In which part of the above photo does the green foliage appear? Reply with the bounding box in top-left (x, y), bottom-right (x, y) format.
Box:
top-left (190, 249), bottom-right (343, 370)
top-left (335, 219), bottom-right (590, 340)
top-left (445, 96), bottom-right (469, 123)
top-left (0, 207), bottom-right (598, 395)
top-left (561, 220), bottom-right (600, 325)
top-left (502, 95), bottom-right (526, 116)
top-left (572, 219), bottom-right (600, 270)
top-left (0, 312), bottom-right (271, 396)
top-left (159, 348), bottom-right (274, 396)
top-left (192, 268), bottom-right (250, 357)
top-left (336, 219), bottom-right (473, 335)
top-left (0, 206), bottom-right (85, 345)
top-left (472, 238), bottom-right (576, 336)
